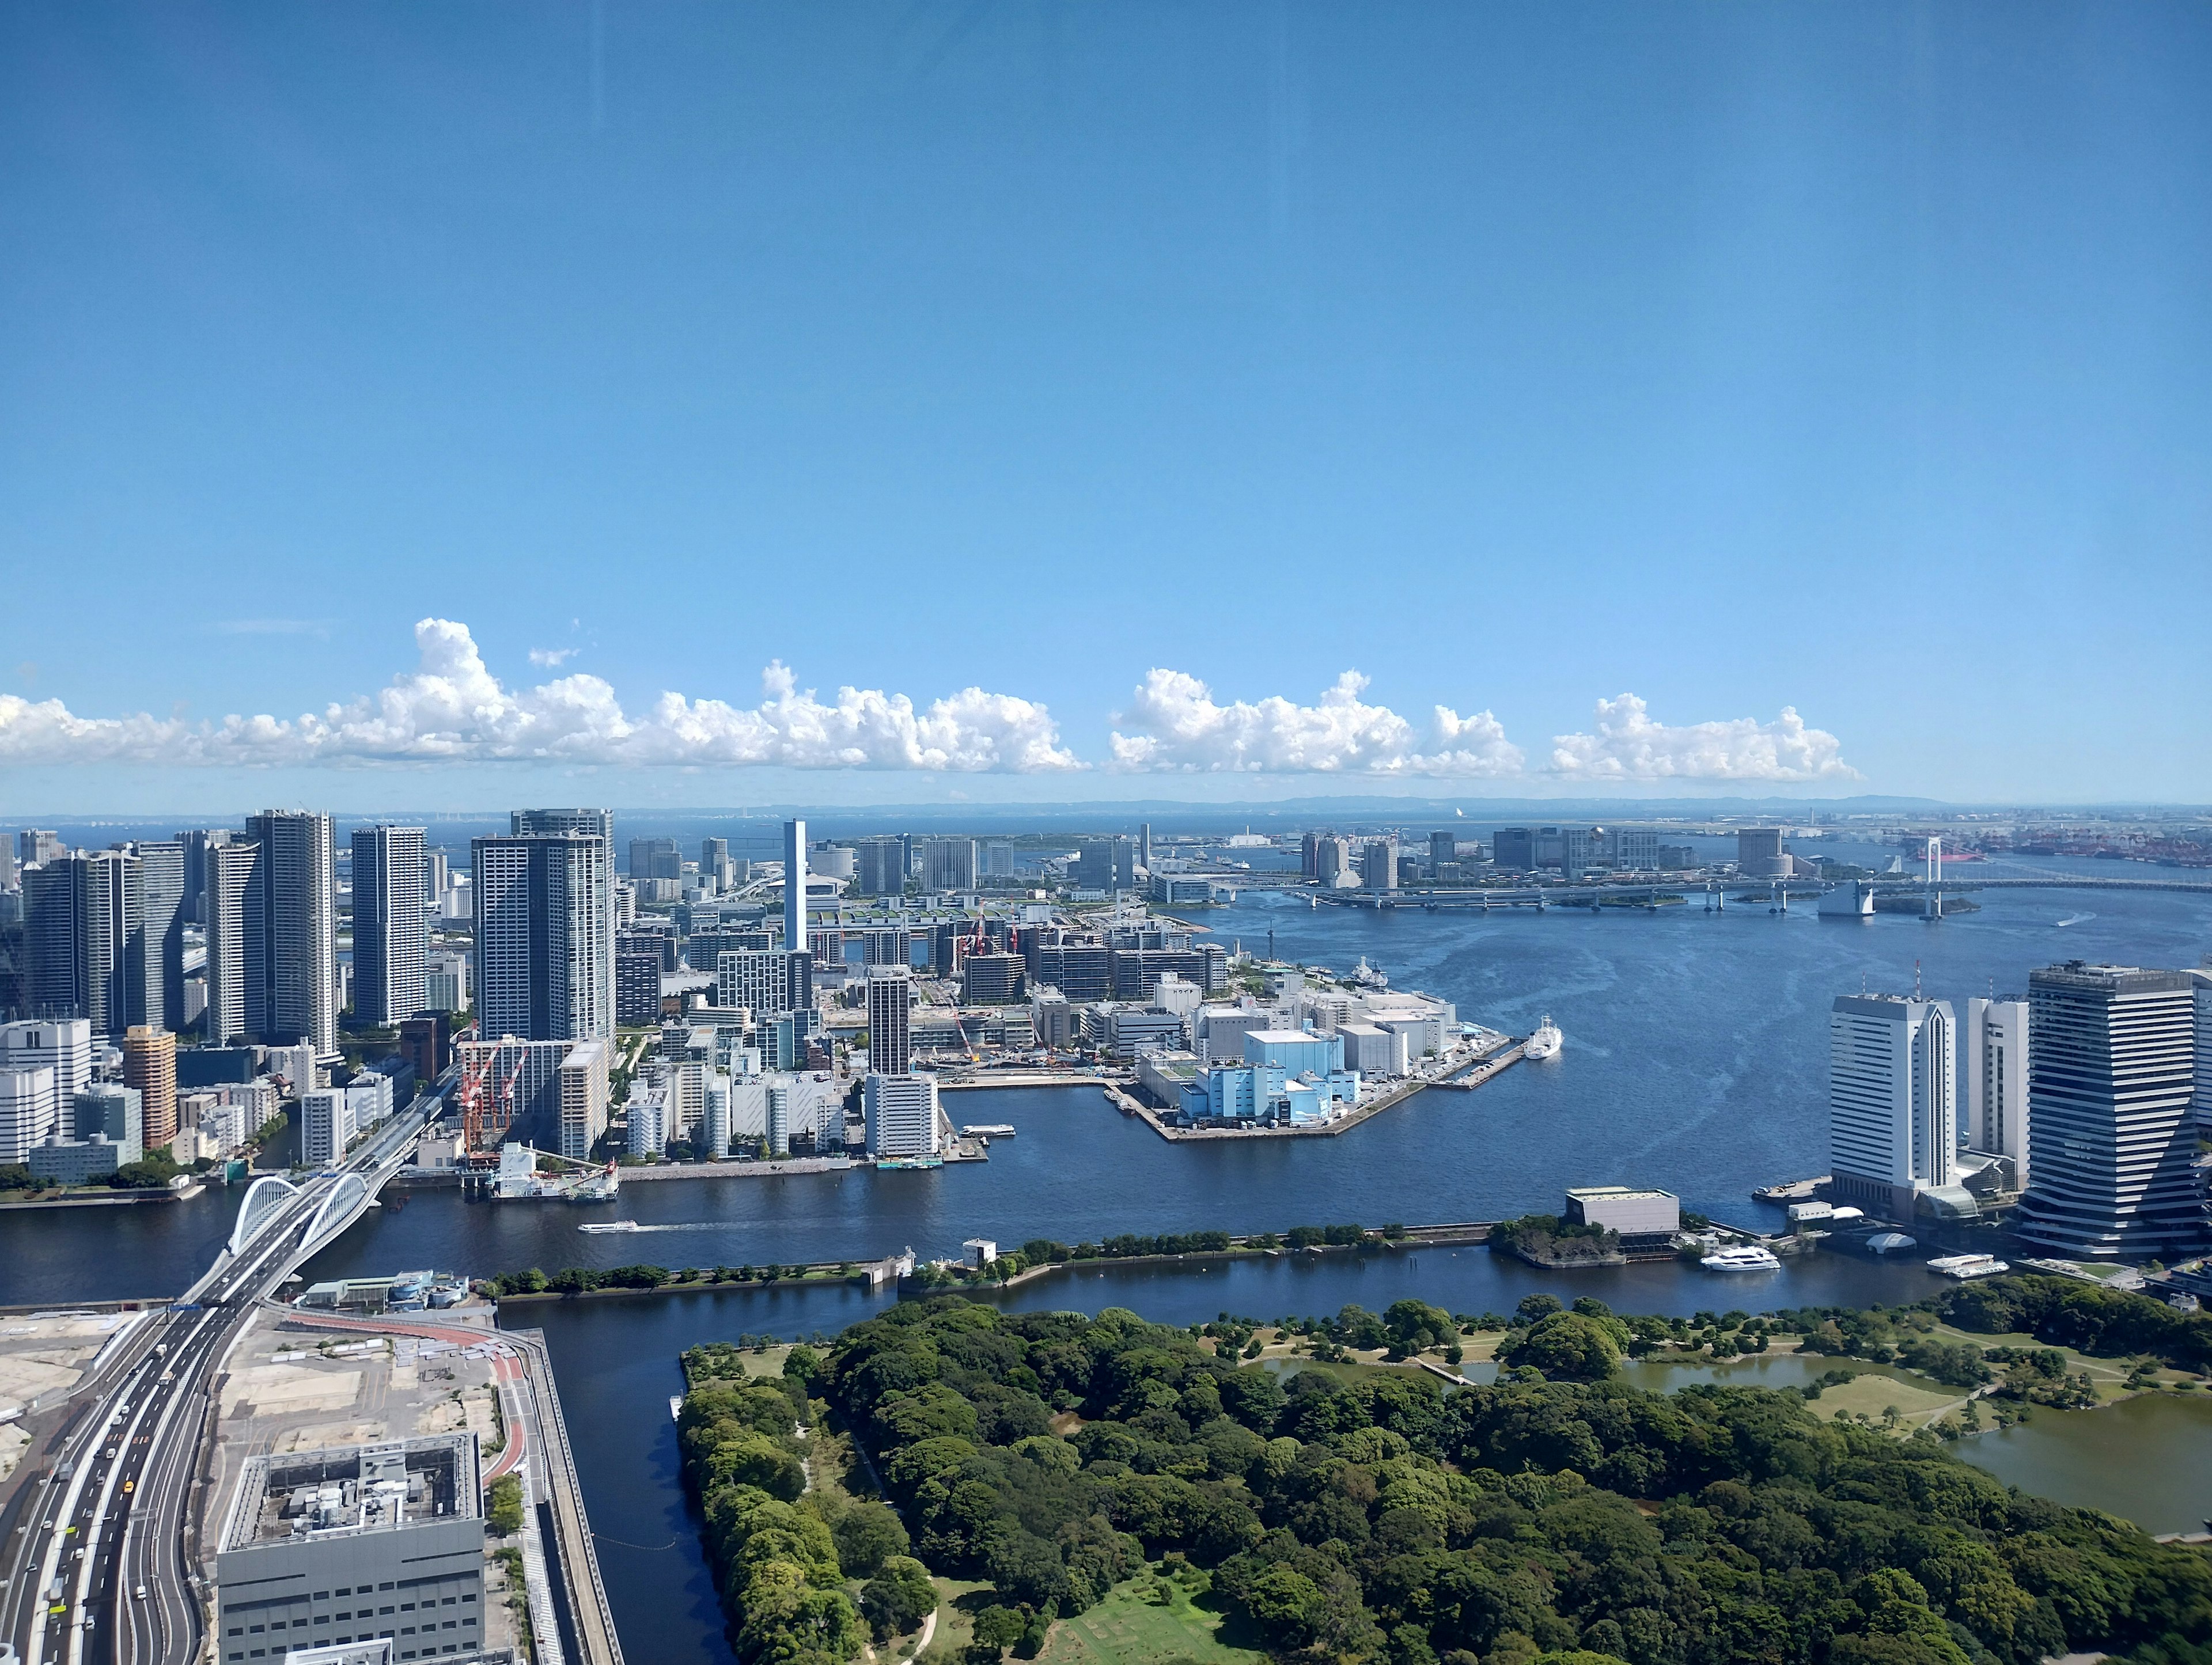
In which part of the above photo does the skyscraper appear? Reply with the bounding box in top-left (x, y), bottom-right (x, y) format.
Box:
top-left (701, 837), bottom-right (731, 885)
top-left (866, 966), bottom-right (911, 1076)
top-left (1139, 824), bottom-right (1153, 870)
top-left (628, 837), bottom-right (682, 881)
top-left (176, 828), bottom-right (230, 925)
top-left (2014, 964), bottom-right (2203, 1258)
top-left (866, 1072), bottom-right (941, 1161)
top-left (1429, 830), bottom-right (1456, 869)
top-left (922, 838), bottom-right (976, 892)
top-left (1361, 836), bottom-right (1399, 893)
top-left (781, 818), bottom-right (808, 950)
top-left (242, 811), bottom-right (338, 1055)
top-left (352, 826), bottom-right (428, 1027)
top-left (128, 840), bottom-right (186, 1034)
top-left (1828, 993), bottom-right (1957, 1220)
top-left (1074, 838), bottom-right (1133, 892)
top-left (471, 833), bottom-right (613, 1043)
top-left (511, 810), bottom-right (615, 1031)
top-left (124, 1024), bottom-right (179, 1153)
top-left (22, 850), bottom-right (140, 1034)
top-left (1961, 996), bottom-right (2030, 1188)
top-left (203, 840), bottom-right (260, 1047)
top-left (855, 837), bottom-right (906, 897)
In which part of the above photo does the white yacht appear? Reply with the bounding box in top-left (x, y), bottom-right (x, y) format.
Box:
top-left (1349, 956), bottom-right (1389, 990)
top-left (577, 1219), bottom-right (642, 1234)
top-left (1700, 1244), bottom-right (1782, 1272)
top-left (1524, 1017), bottom-right (1563, 1061)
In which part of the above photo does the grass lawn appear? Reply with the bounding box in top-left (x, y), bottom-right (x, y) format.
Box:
top-left (1804, 1370), bottom-right (1963, 1428)
top-left (1036, 1573), bottom-right (1263, 1665)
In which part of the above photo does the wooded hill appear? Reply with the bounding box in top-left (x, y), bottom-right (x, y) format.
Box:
top-left (672, 1292), bottom-right (2211, 1665)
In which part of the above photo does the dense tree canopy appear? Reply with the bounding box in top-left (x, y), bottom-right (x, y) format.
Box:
top-left (818, 1296), bottom-right (2209, 1665)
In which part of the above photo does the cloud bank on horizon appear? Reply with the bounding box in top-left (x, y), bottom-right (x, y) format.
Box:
top-left (0, 619), bottom-right (1858, 783)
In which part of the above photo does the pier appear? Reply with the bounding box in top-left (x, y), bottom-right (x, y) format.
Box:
top-left (1110, 1034), bottom-right (1524, 1141)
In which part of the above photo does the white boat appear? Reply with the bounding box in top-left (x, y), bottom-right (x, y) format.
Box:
top-left (1927, 1254), bottom-right (2010, 1280)
top-left (960, 1124), bottom-right (1017, 1139)
top-left (577, 1220), bottom-right (642, 1234)
top-left (1349, 956), bottom-right (1389, 989)
top-left (1700, 1245), bottom-right (1782, 1272)
top-left (1524, 1018), bottom-right (1563, 1061)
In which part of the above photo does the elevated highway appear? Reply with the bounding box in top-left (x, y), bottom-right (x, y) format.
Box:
top-left (0, 1080), bottom-right (475, 1665)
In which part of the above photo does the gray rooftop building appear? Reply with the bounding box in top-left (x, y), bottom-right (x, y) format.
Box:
top-left (215, 1434), bottom-right (484, 1664)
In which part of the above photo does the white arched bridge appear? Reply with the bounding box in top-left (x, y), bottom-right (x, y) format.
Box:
top-left (225, 1170), bottom-right (371, 1260)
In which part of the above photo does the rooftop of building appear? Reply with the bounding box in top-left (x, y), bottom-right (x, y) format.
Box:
top-left (1565, 1185), bottom-right (1680, 1203)
top-left (219, 1433), bottom-right (480, 1555)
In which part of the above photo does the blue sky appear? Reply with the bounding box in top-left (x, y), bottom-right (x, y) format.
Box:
top-left (3, 2), bottom-right (2209, 813)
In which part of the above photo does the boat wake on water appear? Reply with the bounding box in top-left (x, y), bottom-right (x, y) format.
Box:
top-left (2054, 912), bottom-right (2094, 927)
top-left (577, 1220), bottom-right (728, 1234)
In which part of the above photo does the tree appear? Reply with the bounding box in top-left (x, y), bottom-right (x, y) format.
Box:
top-left (485, 1474), bottom-right (524, 1535)
top-left (971, 1604), bottom-right (1028, 1659)
top-left (859, 1557), bottom-right (937, 1641)
top-left (831, 1502), bottom-right (909, 1577)
top-left (1502, 1311), bottom-right (1626, 1380)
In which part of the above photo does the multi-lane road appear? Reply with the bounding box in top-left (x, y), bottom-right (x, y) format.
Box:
top-left (0, 1091), bottom-right (441, 1665)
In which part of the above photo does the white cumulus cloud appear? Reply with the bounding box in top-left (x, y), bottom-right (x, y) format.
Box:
top-left (527, 646), bottom-right (577, 667)
top-left (1548, 694), bottom-right (1859, 782)
top-left (0, 619), bottom-right (1082, 773)
top-left (1108, 669), bottom-right (1524, 776)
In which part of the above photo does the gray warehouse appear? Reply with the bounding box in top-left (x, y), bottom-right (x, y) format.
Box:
top-left (215, 1434), bottom-right (485, 1663)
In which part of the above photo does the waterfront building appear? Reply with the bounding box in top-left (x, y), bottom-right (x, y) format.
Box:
top-left (1336, 1021), bottom-right (1408, 1077)
top-left (1032, 987), bottom-right (1075, 1049)
top-left (0, 1065), bottom-right (56, 1163)
top-left (1359, 837), bottom-right (1399, 893)
top-left (1828, 993), bottom-right (1960, 1221)
top-left (701, 1072), bottom-right (732, 1158)
top-left (1075, 837), bottom-right (1135, 892)
top-left (559, 1037), bottom-right (609, 1160)
top-left (350, 826), bottom-right (427, 1027)
top-left (782, 818), bottom-right (808, 948)
top-left (214, 1435), bottom-right (484, 1664)
top-left (1564, 1186), bottom-right (1681, 1238)
top-left (856, 836), bottom-right (906, 896)
top-left (627, 1086), bottom-right (669, 1157)
top-left (1560, 827), bottom-right (1608, 883)
top-left (762, 1075), bottom-right (794, 1157)
top-left (17, 829), bottom-right (64, 868)
top-left (123, 1025), bottom-right (179, 1153)
top-left (1961, 996), bottom-right (2031, 1189)
top-left (203, 839), bottom-right (259, 1046)
top-left (1428, 831), bottom-right (1455, 870)
top-left (22, 849), bottom-right (140, 1035)
top-left (471, 833), bottom-right (612, 1043)
top-left (1245, 1027), bottom-right (1345, 1078)
top-left (454, 1036), bottom-right (576, 1148)
top-left (922, 837), bottom-right (977, 893)
top-left (2014, 963), bottom-right (2205, 1258)
top-left (866, 966), bottom-right (911, 1075)
top-left (1615, 829), bottom-right (1660, 871)
top-left (865, 1071), bottom-right (941, 1160)
top-left (1737, 826), bottom-right (1787, 878)
top-left (1490, 827), bottom-right (1536, 871)
top-left (0, 1016), bottom-right (93, 1103)
top-left (2195, 959), bottom-right (2212, 1140)
top-left (127, 839), bottom-right (187, 1033)
top-left (74, 1082), bottom-right (143, 1156)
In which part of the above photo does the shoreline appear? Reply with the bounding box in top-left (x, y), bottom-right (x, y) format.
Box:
top-left (0, 1182), bottom-right (207, 1211)
top-left (1110, 1038), bottom-right (1525, 1142)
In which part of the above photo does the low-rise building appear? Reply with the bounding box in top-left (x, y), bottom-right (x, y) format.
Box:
top-left (213, 1435), bottom-right (484, 1665)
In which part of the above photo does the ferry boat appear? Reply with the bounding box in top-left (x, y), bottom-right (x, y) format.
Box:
top-left (1926, 1253), bottom-right (2010, 1280)
top-left (1523, 1018), bottom-right (1563, 1061)
top-left (960, 1125), bottom-right (1017, 1139)
top-left (577, 1219), bottom-right (642, 1234)
top-left (1700, 1244), bottom-right (1782, 1272)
